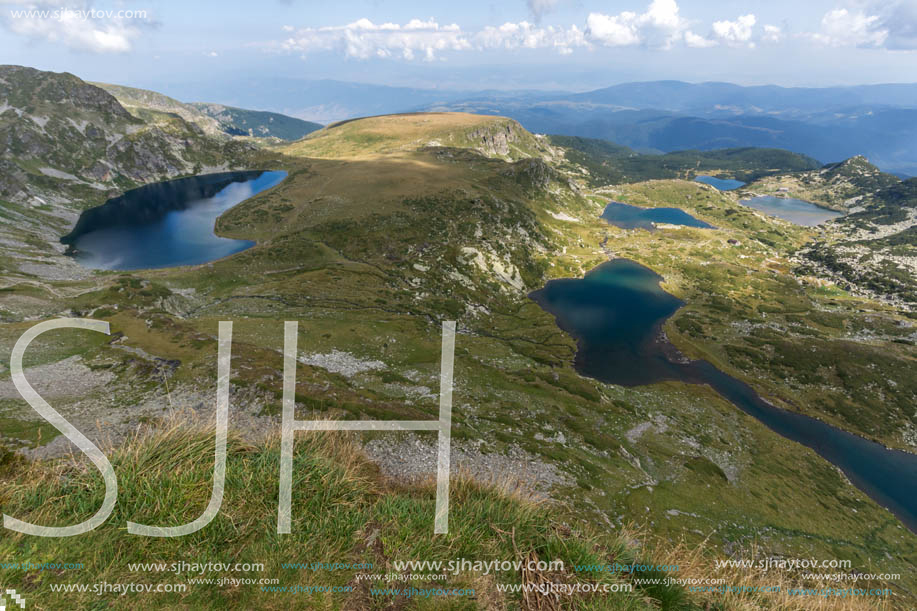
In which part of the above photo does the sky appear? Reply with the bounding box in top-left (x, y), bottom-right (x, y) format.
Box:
top-left (2, 0), bottom-right (917, 105)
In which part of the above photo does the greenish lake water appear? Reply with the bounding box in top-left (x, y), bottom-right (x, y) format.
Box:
top-left (739, 195), bottom-right (842, 226)
top-left (531, 259), bottom-right (917, 532)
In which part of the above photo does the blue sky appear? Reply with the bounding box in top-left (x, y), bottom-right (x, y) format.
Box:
top-left (2, 0), bottom-right (917, 102)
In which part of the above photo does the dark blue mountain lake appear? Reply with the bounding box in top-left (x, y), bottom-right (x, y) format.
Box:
top-left (61, 170), bottom-right (286, 270)
top-left (601, 201), bottom-right (714, 231)
top-left (531, 259), bottom-right (917, 532)
top-left (740, 195), bottom-right (842, 226)
top-left (695, 175), bottom-right (746, 191)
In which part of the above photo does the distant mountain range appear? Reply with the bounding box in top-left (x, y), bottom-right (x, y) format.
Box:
top-left (425, 82), bottom-right (917, 176)
top-left (157, 77), bottom-right (917, 175)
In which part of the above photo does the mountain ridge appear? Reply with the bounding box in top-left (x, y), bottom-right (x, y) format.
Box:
top-left (93, 81), bottom-right (321, 141)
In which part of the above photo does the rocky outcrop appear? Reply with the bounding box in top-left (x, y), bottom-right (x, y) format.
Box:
top-left (469, 121), bottom-right (520, 157)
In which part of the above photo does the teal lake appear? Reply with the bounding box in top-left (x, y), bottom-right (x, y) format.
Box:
top-left (531, 259), bottom-right (917, 533)
top-left (740, 195), bottom-right (842, 226)
top-left (695, 175), bottom-right (746, 191)
top-left (62, 171), bottom-right (286, 270)
top-left (601, 201), bottom-right (714, 230)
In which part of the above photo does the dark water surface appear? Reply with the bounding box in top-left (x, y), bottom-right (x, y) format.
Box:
top-left (601, 201), bottom-right (714, 231)
top-left (695, 175), bottom-right (746, 191)
top-left (739, 195), bottom-right (842, 226)
top-left (531, 259), bottom-right (917, 532)
top-left (62, 170), bottom-right (286, 270)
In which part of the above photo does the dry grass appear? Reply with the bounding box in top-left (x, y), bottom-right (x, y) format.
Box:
top-left (282, 112), bottom-right (512, 159)
top-left (0, 413), bottom-right (660, 609)
top-left (634, 527), bottom-right (897, 611)
top-left (216, 152), bottom-right (494, 239)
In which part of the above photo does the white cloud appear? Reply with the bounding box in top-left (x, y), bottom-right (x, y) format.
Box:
top-left (1, 1), bottom-right (148, 53)
top-left (279, 17), bottom-right (472, 61)
top-left (585, 12), bottom-right (642, 47)
top-left (268, 0), bottom-right (917, 61)
top-left (585, 0), bottom-right (689, 49)
top-left (477, 21), bottom-right (587, 54)
top-left (684, 30), bottom-right (716, 48)
top-left (279, 17), bottom-right (589, 60)
top-left (762, 24), bottom-right (784, 44)
top-left (879, 1), bottom-right (917, 49)
top-left (810, 8), bottom-right (888, 48)
top-left (711, 14), bottom-right (756, 46)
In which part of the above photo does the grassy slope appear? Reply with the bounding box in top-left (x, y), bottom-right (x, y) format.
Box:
top-left (589, 181), bottom-right (917, 448)
top-left (0, 423), bottom-right (660, 610)
top-left (1, 421), bottom-right (897, 610)
top-left (1, 112), bottom-right (915, 609)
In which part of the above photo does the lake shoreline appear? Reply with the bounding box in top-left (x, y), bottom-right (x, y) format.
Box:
top-left (61, 170), bottom-right (287, 271)
top-left (531, 257), bottom-right (917, 534)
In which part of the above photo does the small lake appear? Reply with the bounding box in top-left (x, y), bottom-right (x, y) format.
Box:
top-left (62, 170), bottom-right (286, 270)
top-left (531, 259), bottom-right (917, 532)
top-left (601, 201), bottom-right (714, 231)
top-left (739, 195), bottom-right (842, 226)
top-left (695, 175), bottom-right (745, 191)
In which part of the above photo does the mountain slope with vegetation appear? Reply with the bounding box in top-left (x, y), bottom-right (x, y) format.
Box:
top-left (4, 419), bottom-right (885, 610)
top-left (739, 156), bottom-right (901, 211)
top-left (0, 71), bottom-right (915, 609)
top-left (191, 102), bottom-right (321, 140)
top-left (796, 177), bottom-right (917, 307)
top-left (549, 135), bottom-right (820, 186)
top-left (92, 81), bottom-right (227, 137)
top-left (725, 155), bottom-right (917, 308)
top-left (96, 82), bottom-right (321, 141)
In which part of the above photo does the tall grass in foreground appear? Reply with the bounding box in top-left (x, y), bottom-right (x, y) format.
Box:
top-left (0, 416), bottom-right (898, 610)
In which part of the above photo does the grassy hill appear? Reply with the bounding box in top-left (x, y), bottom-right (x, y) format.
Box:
top-left (284, 113), bottom-right (546, 160)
